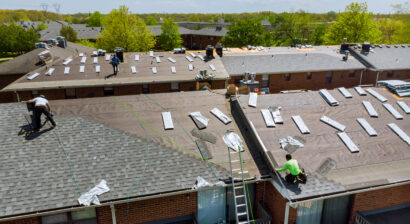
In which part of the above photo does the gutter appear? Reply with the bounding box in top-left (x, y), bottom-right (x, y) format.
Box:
top-left (0, 178), bottom-right (263, 222)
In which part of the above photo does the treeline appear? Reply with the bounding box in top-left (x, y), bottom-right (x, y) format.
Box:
top-left (0, 24), bottom-right (39, 56)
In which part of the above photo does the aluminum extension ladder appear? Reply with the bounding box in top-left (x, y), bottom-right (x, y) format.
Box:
top-left (228, 146), bottom-right (250, 224)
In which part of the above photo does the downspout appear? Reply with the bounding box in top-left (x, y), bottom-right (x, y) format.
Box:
top-left (15, 91), bottom-right (20, 102)
top-left (110, 205), bottom-right (117, 224)
top-left (375, 71), bottom-right (381, 86)
top-left (284, 202), bottom-right (290, 224)
top-left (359, 70), bottom-right (363, 85)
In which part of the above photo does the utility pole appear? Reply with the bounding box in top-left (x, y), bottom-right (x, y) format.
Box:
top-left (41, 3), bottom-right (48, 18)
top-left (53, 3), bottom-right (61, 14)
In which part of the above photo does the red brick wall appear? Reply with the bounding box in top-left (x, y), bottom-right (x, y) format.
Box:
top-left (38, 89), bottom-right (66, 100)
top-left (76, 87), bottom-right (104, 98)
top-left (211, 80), bottom-right (226, 89)
top-left (361, 70), bottom-right (377, 85)
top-left (349, 184), bottom-right (410, 224)
top-left (255, 181), bottom-right (297, 224)
top-left (113, 85), bottom-right (142, 96)
top-left (180, 81), bottom-right (197, 91)
top-left (0, 74), bottom-right (24, 103)
top-left (96, 206), bottom-right (112, 224)
top-left (114, 192), bottom-right (197, 224)
top-left (0, 217), bottom-right (40, 224)
top-left (149, 83), bottom-right (171, 93)
top-left (182, 35), bottom-right (222, 50)
top-left (15, 91), bottom-right (32, 101)
top-left (360, 69), bottom-right (410, 86)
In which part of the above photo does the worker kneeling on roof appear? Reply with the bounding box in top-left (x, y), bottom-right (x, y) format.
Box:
top-left (276, 154), bottom-right (306, 184)
top-left (28, 95), bottom-right (56, 131)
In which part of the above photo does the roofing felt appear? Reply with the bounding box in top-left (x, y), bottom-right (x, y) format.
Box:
top-left (0, 91), bottom-right (261, 218)
top-left (2, 51), bottom-right (229, 92)
top-left (351, 45), bottom-right (410, 71)
top-left (238, 87), bottom-right (410, 200)
top-left (221, 46), bottom-right (366, 75)
top-left (0, 43), bottom-right (94, 76)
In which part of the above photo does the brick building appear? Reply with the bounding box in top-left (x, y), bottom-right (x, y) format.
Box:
top-left (233, 87), bottom-right (410, 224)
top-left (222, 46), bottom-right (368, 93)
top-left (0, 42), bottom-right (95, 103)
top-left (349, 44), bottom-right (410, 85)
top-left (1, 51), bottom-right (229, 102)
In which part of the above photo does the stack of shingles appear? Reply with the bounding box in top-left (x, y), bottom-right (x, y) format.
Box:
top-left (378, 80), bottom-right (410, 97)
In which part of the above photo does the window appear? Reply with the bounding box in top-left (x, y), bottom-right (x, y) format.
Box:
top-left (387, 71), bottom-right (393, 78)
top-left (326, 71), bottom-right (333, 84)
top-left (340, 74), bottom-right (344, 79)
top-left (142, 84), bottom-right (149, 94)
top-left (307, 72), bottom-right (312, 80)
top-left (349, 70), bottom-right (355, 77)
top-left (261, 75), bottom-right (269, 87)
top-left (103, 87), bottom-right (114, 96)
top-left (171, 82), bottom-right (179, 92)
top-left (65, 88), bottom-right (76, 99)
top-left (285, 73), bottom-right (291, 81)
top-left (42, 209), bottom-right (96, 224)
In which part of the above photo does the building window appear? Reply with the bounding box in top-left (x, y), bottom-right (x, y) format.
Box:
top-left (261, 75), bottom-right (269, 88)
top-left (326, 71), bottom-right (333, 84)
top-left (142, 84), bottom-right (149, 94)
top-left (387, 71), bottom-right (393, 78)
top-left (42, 209), bottom-right (97, 224)
top-left (171, 82), bottom-right (179, 92)
top-left (340, 74), bottom-right (344, 79)
top-left (307, 72), bottom-right (312, 80)
top-left (285, 73), bottom-right (291, 81)
top-left (65, 88), bottom-right (76, 99)
top-left (349, 70), bottom-right (355, 77)
top-left (103, 87), bottom-right (114, 96)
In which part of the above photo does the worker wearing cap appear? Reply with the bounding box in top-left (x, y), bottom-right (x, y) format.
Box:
top-left (276, 154), bottom-right (302, 183)
top-left (110, 54), bottom-right (120, 75)
top-left (28, 95), bottom-right (56, 131)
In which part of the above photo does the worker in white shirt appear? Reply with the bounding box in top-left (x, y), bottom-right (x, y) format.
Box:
top-left (28, 95), bottom-right (56, 131)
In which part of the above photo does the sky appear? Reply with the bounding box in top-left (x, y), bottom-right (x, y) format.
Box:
top-left (0, 0), bottom-right (407, 14)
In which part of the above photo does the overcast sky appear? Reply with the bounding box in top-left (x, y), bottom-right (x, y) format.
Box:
top-left (0, 0), bottom-right (407, 14)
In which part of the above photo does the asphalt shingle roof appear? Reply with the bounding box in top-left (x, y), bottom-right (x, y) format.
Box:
top-left (221, 48), bottom-right (366, 75)
top-left (351, 45), bottom-right (410, 71)
top-left (0, 102), bottom-right (229, 218)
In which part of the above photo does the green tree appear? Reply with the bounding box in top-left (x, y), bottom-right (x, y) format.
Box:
top-left (145, 15), bottom-right (159, 25)
top-left (158, 18), bottom-right (182, 50)
top-left (0, 23), bottom-right (39, 56)
top-left (87, 11), bottom-right (103, 27)
top-left (327, 11), bottom-right (337, 21)
top-left (324, 2), bottom-right (381, 44)
top-left (96, 5), bottom-right (155, 52)
top-left (222, 18), bottom-right (267, 47)
top-left (75, 39), bottom-right (96, 48)
top-left (311, 24), bottom-right (327, 45)
top-left (36, 22), bottom-right (48, 31)
top-left (271, 12), bottom-right (313, 46)
top-left (60, 25), bottom-right (78, 42)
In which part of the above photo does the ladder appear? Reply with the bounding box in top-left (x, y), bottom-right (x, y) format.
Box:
top-left (228, 146), bottom-right (250, 224)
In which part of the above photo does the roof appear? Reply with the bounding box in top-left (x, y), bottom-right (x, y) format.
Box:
top-left (0, 43), bottom-right (94, 76)
top-left (237, 87), bottom-right (410, 200)
top-left (221, 46), bottom-right (366, 75)
top-left (149, 25), bottom-right (227, 37)
top-left (2, 51), bottom-right (229, 92)
top-left (0, 91), bottom-right (261, 218)
top-left (350, 45), bottom-right (410, 71)
top-left (37, 21), bottom-right (102, 41)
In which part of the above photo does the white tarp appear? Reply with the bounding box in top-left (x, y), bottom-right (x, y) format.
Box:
top-left (192, 176), bottom-right (225, 189)
top-left (189, 111), bottom-right (209, 129)
top-left (222, 132), bottom-right (244, 152)
top-left (78, 180), bottom-right (110, 206)
top-left (279, 136), bottom-right (304, 149)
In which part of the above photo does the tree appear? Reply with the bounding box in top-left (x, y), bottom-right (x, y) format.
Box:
top-left (60, 25), bottom-right (78, 42)
top-left (96, 5), bottom-right (155, 52)
top-left (327, 11), bottom-right (337, 21)
top-left (271, 12), bottom-right (313, 46)
top-left (158, 18), bottom-right (182, 50)
top-left (87, 11), bottom-right (103, 27)
top-left (145, 16), bottom-right (159, 25)
top-left (324, 2), bottom-right (381, 44)
top-left (311, 24), bottom-right (327, 45)
top-left (222, 18), bottom-right (267, 47)
top-left (0, 23), bottom-right (39, 56)
top-left (76, 39), bottom-right (96, 48)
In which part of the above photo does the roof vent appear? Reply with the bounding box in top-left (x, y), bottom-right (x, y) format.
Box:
top-left (215, 43), bottom-right (223, 57)
top-left (361, 42), bottom-right (370, 54)
top-left (206, 45), bottom-right (214, 59)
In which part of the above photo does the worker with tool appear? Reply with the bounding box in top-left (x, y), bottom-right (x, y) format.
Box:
top-left (276, 154), bottom-right (306, 184)
top-left (28, 95), bottom-right (56, 131)
top-left (110, 54), bottom-right (120, 75)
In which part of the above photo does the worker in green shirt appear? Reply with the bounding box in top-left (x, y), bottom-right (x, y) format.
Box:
top-left (276, 154), bottom-right (306, 184)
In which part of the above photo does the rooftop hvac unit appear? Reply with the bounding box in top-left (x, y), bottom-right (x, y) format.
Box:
top-left (35, 42), bottom-right (49, 49)
top-left (206, 45), bottom-right (214, 59)
top-left (173, 48), bottom-right (186, 54)
top-left (47, 39), bottom-right (58, 45)
top-left (38, 50), bottom-right (52, 64)
top-left (56, 36), bottom-right (67, 48)
top-left (114, 47), bottom-right (124, 62)
top-left (215, 43), bottom-right (223, 57)
top-left (362, 42), bottom-right (371, 54)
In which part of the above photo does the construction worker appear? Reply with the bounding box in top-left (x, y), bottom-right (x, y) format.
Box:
top-left (276, 154), bottom-right (305, 184)
top-left (110, 54), bottom-right (120, 75)
top-left (28, 95), bottom-right (56, 131)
